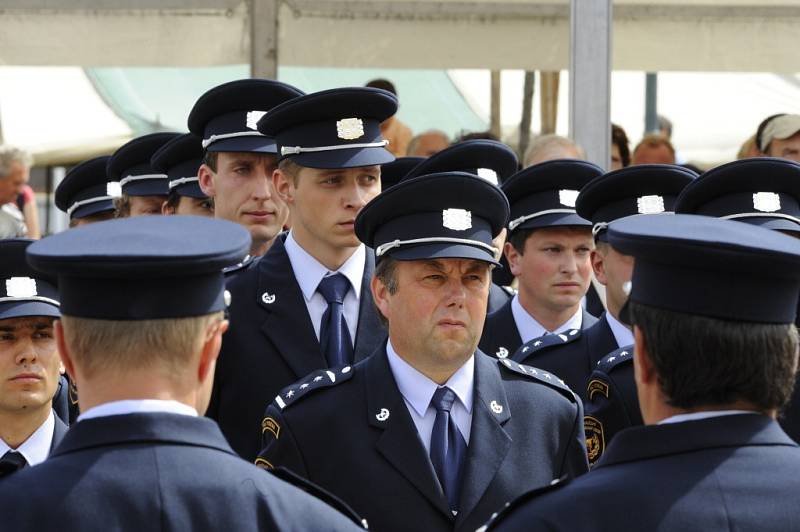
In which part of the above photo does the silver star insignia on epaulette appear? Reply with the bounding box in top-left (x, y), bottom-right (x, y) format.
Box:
top-left (544, 373), bottom-right (552, 380)
top-left (569, 329), bottom-right (578, 336)
top-left (342, 366), bottom-right (352, 374)
top-left (608, 356), bottom-right (616, 362)
top-left (558, 334), bottom-right (568, 342)
top-left (286, 390), bottom-right (295, 398)
top-left (313, 376), bottom-right (323, 382)
top-left (534, 340), bottom-right (542, 347)
top-left (531, 368), bottom-right (538, 375)
top-left (300, 383), bottom-right (309, 389)
top-left (522, 346), bottom-right (529, 353)
top-left (559, 378), bottom-right (565, 385)
top-left (621, 351), bottom-right (629, 356)
top-left (496, 347), bottom-right (509, 359)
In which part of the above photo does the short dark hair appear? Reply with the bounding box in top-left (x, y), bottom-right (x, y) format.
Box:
top-left (164, 189), bottom-right (181, 212)
top-left (508, 228), bottom-right (534, 255)
top-left (202, 151), bottom-right (218, 173)
top-left (611, 123), bottom-right (631, 167)
top-left (373, 256), bottom-right (400, 328)
top-left (629, 301), bottom-right (799, 411)
top-left (366, 79), bottom-right (397, 95)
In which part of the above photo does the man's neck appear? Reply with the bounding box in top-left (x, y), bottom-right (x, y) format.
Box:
top-left (644, 400), bottom-right (767, 425)
top-left (0, 405), bottom-right (50, 449)
top-left (518, 291), bottom-right (579, 332)
top-left (76, 376), bottom-right (199, 414)
top-left (291, 227), bottom-right (358, 271)
top-left (250, 238), bottom-right (272, 257)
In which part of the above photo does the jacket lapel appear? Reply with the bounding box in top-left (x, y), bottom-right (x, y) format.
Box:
top-left (353, 249), bottom-right (386, 363)
top-left (49, 414), bottom-right (69, 453)
top-left (256, 236), bottom-right (325, 379)
top-left (365, 347), bottom-right (453, 520)
top-left (456, 352), bottom-right (511, 527)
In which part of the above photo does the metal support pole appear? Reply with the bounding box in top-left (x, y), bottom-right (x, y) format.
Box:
top-left (519, 71), bottom-right (535, 158)
top-left (490, 70), bottom-right (502, 139)
top-left (250, 0), bottom-right (279, 79)
top-left (645, 72), bottom-right (658, 133)
top-left (569, 0), bottom-right (612, 170)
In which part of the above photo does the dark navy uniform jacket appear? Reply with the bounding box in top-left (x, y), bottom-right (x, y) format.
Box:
top-left (479, 298), bottom-right (597, 364)
top-left (483, 310), bottom-right (609, 401)
top-left (487, 283), bottom-right (514, 314)
top-left (0, 413), bottom-right (364, 531)
top-left (487, 414), bottom-right (800, 532)
top-left (208, 234), bottom-right (387, 460)
top-left (257, 346), bottom-right (589, 532)
top-left (585, 347), bottom-right (800, 463)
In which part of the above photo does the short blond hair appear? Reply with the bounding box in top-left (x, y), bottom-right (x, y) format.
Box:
top-left (60, 312), bottom-right (223, 380)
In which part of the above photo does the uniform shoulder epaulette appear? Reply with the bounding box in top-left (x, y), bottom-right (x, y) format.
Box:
top-left (272, 365), bottom-right (355, 410)
top-left (478, 477), bottom-right (571, 531)
top-left (223, 254), bottom-right (254, 276)
top-left (507, 328), bottom-right (582, 362)
top-left (595, 344), bottom-right (634, 374)
top-left (497, 358), bottom-right (577, 403)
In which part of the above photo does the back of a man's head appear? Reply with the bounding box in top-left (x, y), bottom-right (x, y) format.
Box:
top-left (629, 301), bottom-right (798, 413)
top-left (60, 312), bottom-right (222, 384)
top-left (523, 134), bottom-right (584, 167)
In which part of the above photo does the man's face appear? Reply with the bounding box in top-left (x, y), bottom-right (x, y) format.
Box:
top-left (591, 242), bottom-right (635, 319)
top-left (278, 165), bottom-right (380, 253)
top-left (374, 259), bottom-right (491, 371)
top-left (632, 145), bottom-right (674, 165)
top-left (164, 196), bottom-right (214, 217)
top-left (767, 132), bottom-right (800, 163)
top-left (200, 152), bottom-right (288, 251)
top-left (0, 317), bottom-right (61, 414)
top-left (507, 227), bottom-right (593, 314)
top-left (128, 195), bottom-right (166, 217)
top-left (0, 162), bottom-right (28, 205)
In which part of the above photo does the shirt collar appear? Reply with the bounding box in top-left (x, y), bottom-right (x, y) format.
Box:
top-left (605, 311), bottom-right (634, 348)
top-left (0, 410), bottom-right (55, 466)
top-left (658, 410), bottom-right (759, 425)
top-left (511, 295), bottom-right (583, 343)
top-left (386, 339), bottom-right (474, 417)
top-left (77, 399), bottom-right (198, 422)
top-left (285, 230), bottom-right (364, 302)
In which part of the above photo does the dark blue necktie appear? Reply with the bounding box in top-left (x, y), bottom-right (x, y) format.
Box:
top-left (317, 273), bottom-right (354, 367)
top-left (0, 451), bottom-right (27, 478)
top-left (430, 386), bottom-right (467, 515)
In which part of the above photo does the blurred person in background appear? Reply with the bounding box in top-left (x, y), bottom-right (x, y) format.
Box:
top-left (0, 146), bottom-right (30, 238)
top-left (523, 134), bottom-right (584, 168)
top-left (610, 124), bottom-right (631, 171)
top-left (366, 79), bottom-right (413, 157)
top-left (758, 114), bottom-right (800, 163)
top-left (631, 134), bottom-right (676, 165)
top-left (407, 130), bottom-right (450, 157)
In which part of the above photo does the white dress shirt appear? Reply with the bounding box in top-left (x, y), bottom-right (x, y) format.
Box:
top-left (0, 410), bottom-right (55, 467)
top-left (511, 295), bottom-right (583, 344)
top-left (386, 340), bottom-right (473, 453)
top-left (284, 231), bottom-right (364, 344)
top-left (78, 399), bottom-right (198, 422)
top-left (606, 312), bottom-right (634, 348)
top-left (658, 410), bottom-right (758, 425)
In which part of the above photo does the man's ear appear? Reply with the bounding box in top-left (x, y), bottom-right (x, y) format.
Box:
top-left (370, 275), bottom-right (391, 324)
top-left (198, 319), bottom-right (228, 385)
top-left (633, 325), bottom-right (656, 387)
top-left (54, 320), bottom-right (76, 382)
top-left (198, 164), bottom-right (216, 198)
top-left (505, 241), bottom-right (522, 277)
top-left (273, 168), bottom-right (294, 205)
top-left (591, 248), bottom-right (608, 284)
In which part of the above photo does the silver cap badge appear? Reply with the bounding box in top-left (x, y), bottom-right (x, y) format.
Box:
top-left (637, 195), bottom-right (665, 214)
top-left (442, 208), bottom-right (472, 231)
top-left (753, 192), bottom-right (781, 212)
top-left (559, 189), bottom-right (579, 207)
top-left (336, 118), bottom-right (365, 140)
top-left (6, 277), bottom-right (37, 298)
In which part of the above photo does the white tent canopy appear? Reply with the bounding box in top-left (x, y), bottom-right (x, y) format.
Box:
top-left (1, 1), bottom-right (800, 72)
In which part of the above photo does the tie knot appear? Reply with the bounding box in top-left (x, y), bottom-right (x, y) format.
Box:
top-left (317, 273), bottom-right (351, 304)
top-left (431, 386), bottom-right (457, 413)
top-left (0, 451), bottom-right (27, 474)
